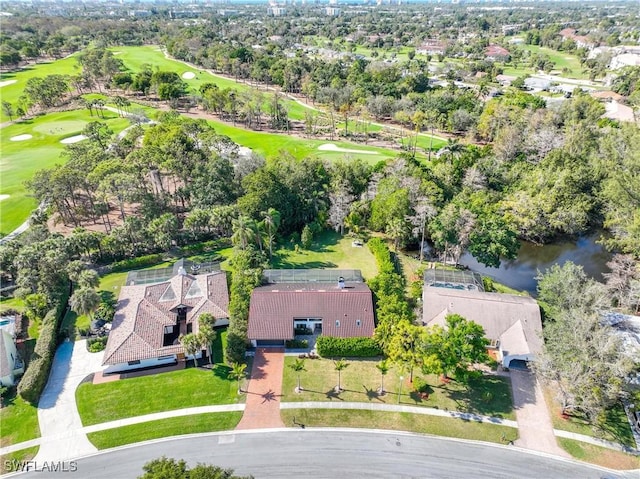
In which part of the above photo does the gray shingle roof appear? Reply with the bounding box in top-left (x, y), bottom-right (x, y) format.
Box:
top-left (248, 282), bottom-right (375, 340)
top-left (103, 271), bottom-right (229, 366)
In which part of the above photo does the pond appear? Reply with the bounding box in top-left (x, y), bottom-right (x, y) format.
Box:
top-left (459, 232), bottom-right (613, 296)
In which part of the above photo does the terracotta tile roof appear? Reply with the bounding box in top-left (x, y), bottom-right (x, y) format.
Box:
top-left (248, 283), bottom-right (375, 341)
top-left (103, 271), bottom-right (229, 365)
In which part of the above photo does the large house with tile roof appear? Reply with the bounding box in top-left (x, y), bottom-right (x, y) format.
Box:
top-left (422, 269), bottom-right (543, 369)
top-left (247, 269), bottom-right (375, 347)
top-left (0, 329), bottom-right (24, 387)
top-left (103, 262), bottom-right (229, 374)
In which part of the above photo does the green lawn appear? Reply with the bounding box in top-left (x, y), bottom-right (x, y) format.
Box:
top-left (0, 55), bottom-right (80, 122)
top-left (557, 437), bottom-right (640, 470)
top-left (0, 296), bottom-right (24, 314)
top-left (281, 357), bottom-right (515, 420)
top-left (0, 109), bottom-right (130, 235)
top-left (544, 386), bottom-right (635, 448)
top-left (280, 410), bottom-right (517, 444)
top-left (272, 230), bottom-right (379, 281)
top-left (0, 446), bottom-right (39, 475)
top-left (87, 412), bottom-right (242, 449)
top-left (0, 390), bottom-right (40, 447)
top-left (76, 366), bottom-right (243, 426)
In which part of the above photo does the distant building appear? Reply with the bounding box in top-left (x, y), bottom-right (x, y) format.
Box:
top-left (610, 53), bottom-right (640, 70)
top-left (485, 44), bottom-right (510, 62)
top-left (0, 329), bottom-right (23, 387)
top-left (268, 6), bottom-right (287, 16)
top-left (559, 28), bottom-right (595, 49)
top-left (416, 39), bottom-right (446, 56)
top-left (325, 7), bottom-right (340, 16)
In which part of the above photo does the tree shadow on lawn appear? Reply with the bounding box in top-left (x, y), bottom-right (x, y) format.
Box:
top-left (445, 377), bottom-right (512, 419)
top-left (272, 258), bottom-right (337, 269)
top-left (363, 385), bottom-right (386, 402)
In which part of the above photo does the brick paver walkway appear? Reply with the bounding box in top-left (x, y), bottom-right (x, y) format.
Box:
top-left (235, 348), bottom-right (286, 430)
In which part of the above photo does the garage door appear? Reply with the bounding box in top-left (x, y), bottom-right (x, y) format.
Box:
top-left (256, 340), bottom-right (285, 347)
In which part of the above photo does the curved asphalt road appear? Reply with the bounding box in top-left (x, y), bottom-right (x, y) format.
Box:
top-left (10, 429), bottom-right (630, 479)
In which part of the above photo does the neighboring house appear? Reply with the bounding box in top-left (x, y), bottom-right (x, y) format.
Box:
top-left (416, 39), bottom-right (446, 56)
top-left (247, 269), bottom-right (375, 347)
top-left (422, 269), bottom-right (543, 368)
top-left (485, 44), bottom-right (510, 62)
top-left (0, 329), bottom-right (23, 387)
top-left (102, 260), bottom-right (229, 374)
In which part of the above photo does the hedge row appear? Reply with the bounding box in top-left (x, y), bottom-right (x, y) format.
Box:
top-left (109, 254), bottom-right (165, 273)
top-left (367, 237), bottom-right (395, 275)
top-left (17, 289), bottom-right (69, 404)
top-left (316, 336), bottom-right (383, 358)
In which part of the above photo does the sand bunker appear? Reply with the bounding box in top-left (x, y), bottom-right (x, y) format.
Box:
top-left (318, 143), bottom-right (379, 155)
top-left (10, 134), bottom-right (32, 141)
top-left (0, 195), bottom-right (9, 202)
top-left (182, 71), bottom-right (196, 80)
top-left (113, 52), bottom-right (123, 55)
top-left (0, 80), bottom-right (17, 88)
top-left (60, 134), bottom-right (87, 144)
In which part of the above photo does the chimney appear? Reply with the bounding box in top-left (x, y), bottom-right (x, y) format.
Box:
top-left (338, 276), bottom-right (345, 290)
top-left (178, 267), bottom-right (187, 276)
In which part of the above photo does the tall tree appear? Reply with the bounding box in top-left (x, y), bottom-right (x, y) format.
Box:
top-left (333, 359), bottom-right (349, 393)
top-left (289, 358), bottom-right (307, 393)
top-left (180, 333), bottom-right (200, 369)
top-left (70, 287), bottom-right (101, 321)
top-left (229, 362), bottom-right (247, 394)
top-left (376, 359), bottom-right (390, 395)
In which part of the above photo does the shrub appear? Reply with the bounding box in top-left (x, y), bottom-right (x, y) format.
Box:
top-left (17, 356), bottom-right (51, 404)
top-left (316, 336), bottom-right (382, 358)
top-left (285, 339), bottom-right (309, 349)
top-left (87, 336), bottom-right (108, 353)
top-left (412, 376), bottom-right (430, 394)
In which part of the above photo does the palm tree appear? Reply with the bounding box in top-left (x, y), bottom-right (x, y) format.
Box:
top-left (333, 359), bottom-right (349, 393)
top-left (231, 215), bottom-right (256, 250)
top-left (229, 362), bottom-right (247, 394)
top-left (198, 325), bottom-right (217, 366)
top-left (69, 287), bottom-right (101, 321)
top-left (376, 360), bottom-right (390, 395)
top-left (77, 269), bottom-right (100, 289)
top-left (261, 208), bottom-right (281, 260)
top-left (289, 358), bottom-right (307, 393)
top-left (180, 333), bottom-right (200, 369)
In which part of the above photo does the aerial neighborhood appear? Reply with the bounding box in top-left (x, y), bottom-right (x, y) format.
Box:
top-left (0, 0), bottom-right (639, 477)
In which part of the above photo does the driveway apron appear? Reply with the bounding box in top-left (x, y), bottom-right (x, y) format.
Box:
top-left (236, 348), bottom-right (285, 430)
top-left (34, 339), bottom-right (105, 463)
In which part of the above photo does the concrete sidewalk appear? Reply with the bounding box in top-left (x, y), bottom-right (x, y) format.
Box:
top-left (34, 339), bottom-right (106, 463)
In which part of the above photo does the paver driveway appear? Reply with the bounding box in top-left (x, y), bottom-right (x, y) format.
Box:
top-left (236, 348), bottom-right (285, 430)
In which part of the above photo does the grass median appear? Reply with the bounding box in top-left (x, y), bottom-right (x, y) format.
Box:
top-left (557, 438), bottom-right (640, 470)
top-left (0, 390), bottom-right (40, 447)
top-left (86, 412), bottom-right (242, 449)
top-left (0, 446), bottom-right (40, 475)
top-left (281, 409), bottom-right (517, 444)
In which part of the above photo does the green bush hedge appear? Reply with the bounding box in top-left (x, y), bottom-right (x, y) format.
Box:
top-left (87, 336), bottom-right (108, 353)
top-left (109, 254), bottom-right (165, 273)
top-left (367, 238), bottom-right (395, 274)
top-left (18, 289), bottom-right (69, 404)
top-left (316, 336), bottom-right (383, 358)
top-left (285, 339), bottom-right (309, 349)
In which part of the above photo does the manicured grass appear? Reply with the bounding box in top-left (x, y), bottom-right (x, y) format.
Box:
top-left (519, 45), bottom-right (587, 79)
top-left (557, 438), bottom-right (640, 470)
top-left (543, 386), bottom-right (635, 448)
top-left (76, 366), bottom-right (243, 426)
top-left (0, 55), bottom-right (80, 122)
top-left (0, 446), bottom-right (39, 475)
top-left (87, 412), bottom-right (242, 449)
top-left (0, 296), bottom-right (24, 314)
top-left (206, 119), bottom-right (398, 163)
top-left (0, 109), bottom-right (130, 235)
top-left (280, 410), bottom-right (518, 444)
top-left (281, 357), bottom-right (515, 420)
top-left (0, 390), bottom-right (40, 447)
top-left (60, 309), bottom-right (90, 339)
top-left (272, 230), bottom-right (379, 281)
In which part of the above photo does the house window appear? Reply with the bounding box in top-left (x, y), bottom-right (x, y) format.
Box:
top-left (164, 325), bottom-right (174, 334)
top-left (356, 320), bottom-right (361, 327)
top-left (335, 320), bottom-right (340, 327)
top-left (128, 360), bottom-right (141, 366)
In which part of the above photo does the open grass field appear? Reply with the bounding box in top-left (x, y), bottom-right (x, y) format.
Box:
top-left (557, 437), bottom-right (640, 470)
top-left (519, 45), bottom-right (587, 80)
top-left (0, 296), bottom-right (24, 314)
top-left (87, 412), bottom-right (242, 450)
top-left (0, 109), bottom-right (130, 235)
top-left (0, 390), bottom-right (40, 447)
top-left (0, 446), bottom-right (39, 475)
top-left (272, 230), bottom-right (379, 280)
top-left (0, 55), bottom-right (80, 122)
top-left (76, 366), bottom-right (244, 426)
top-left (543, 386), bottom-right (635, 448)
top-left (280, 410), bottom-right (518, 444)
top-left (281, 357), bottom-right (515, 420)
